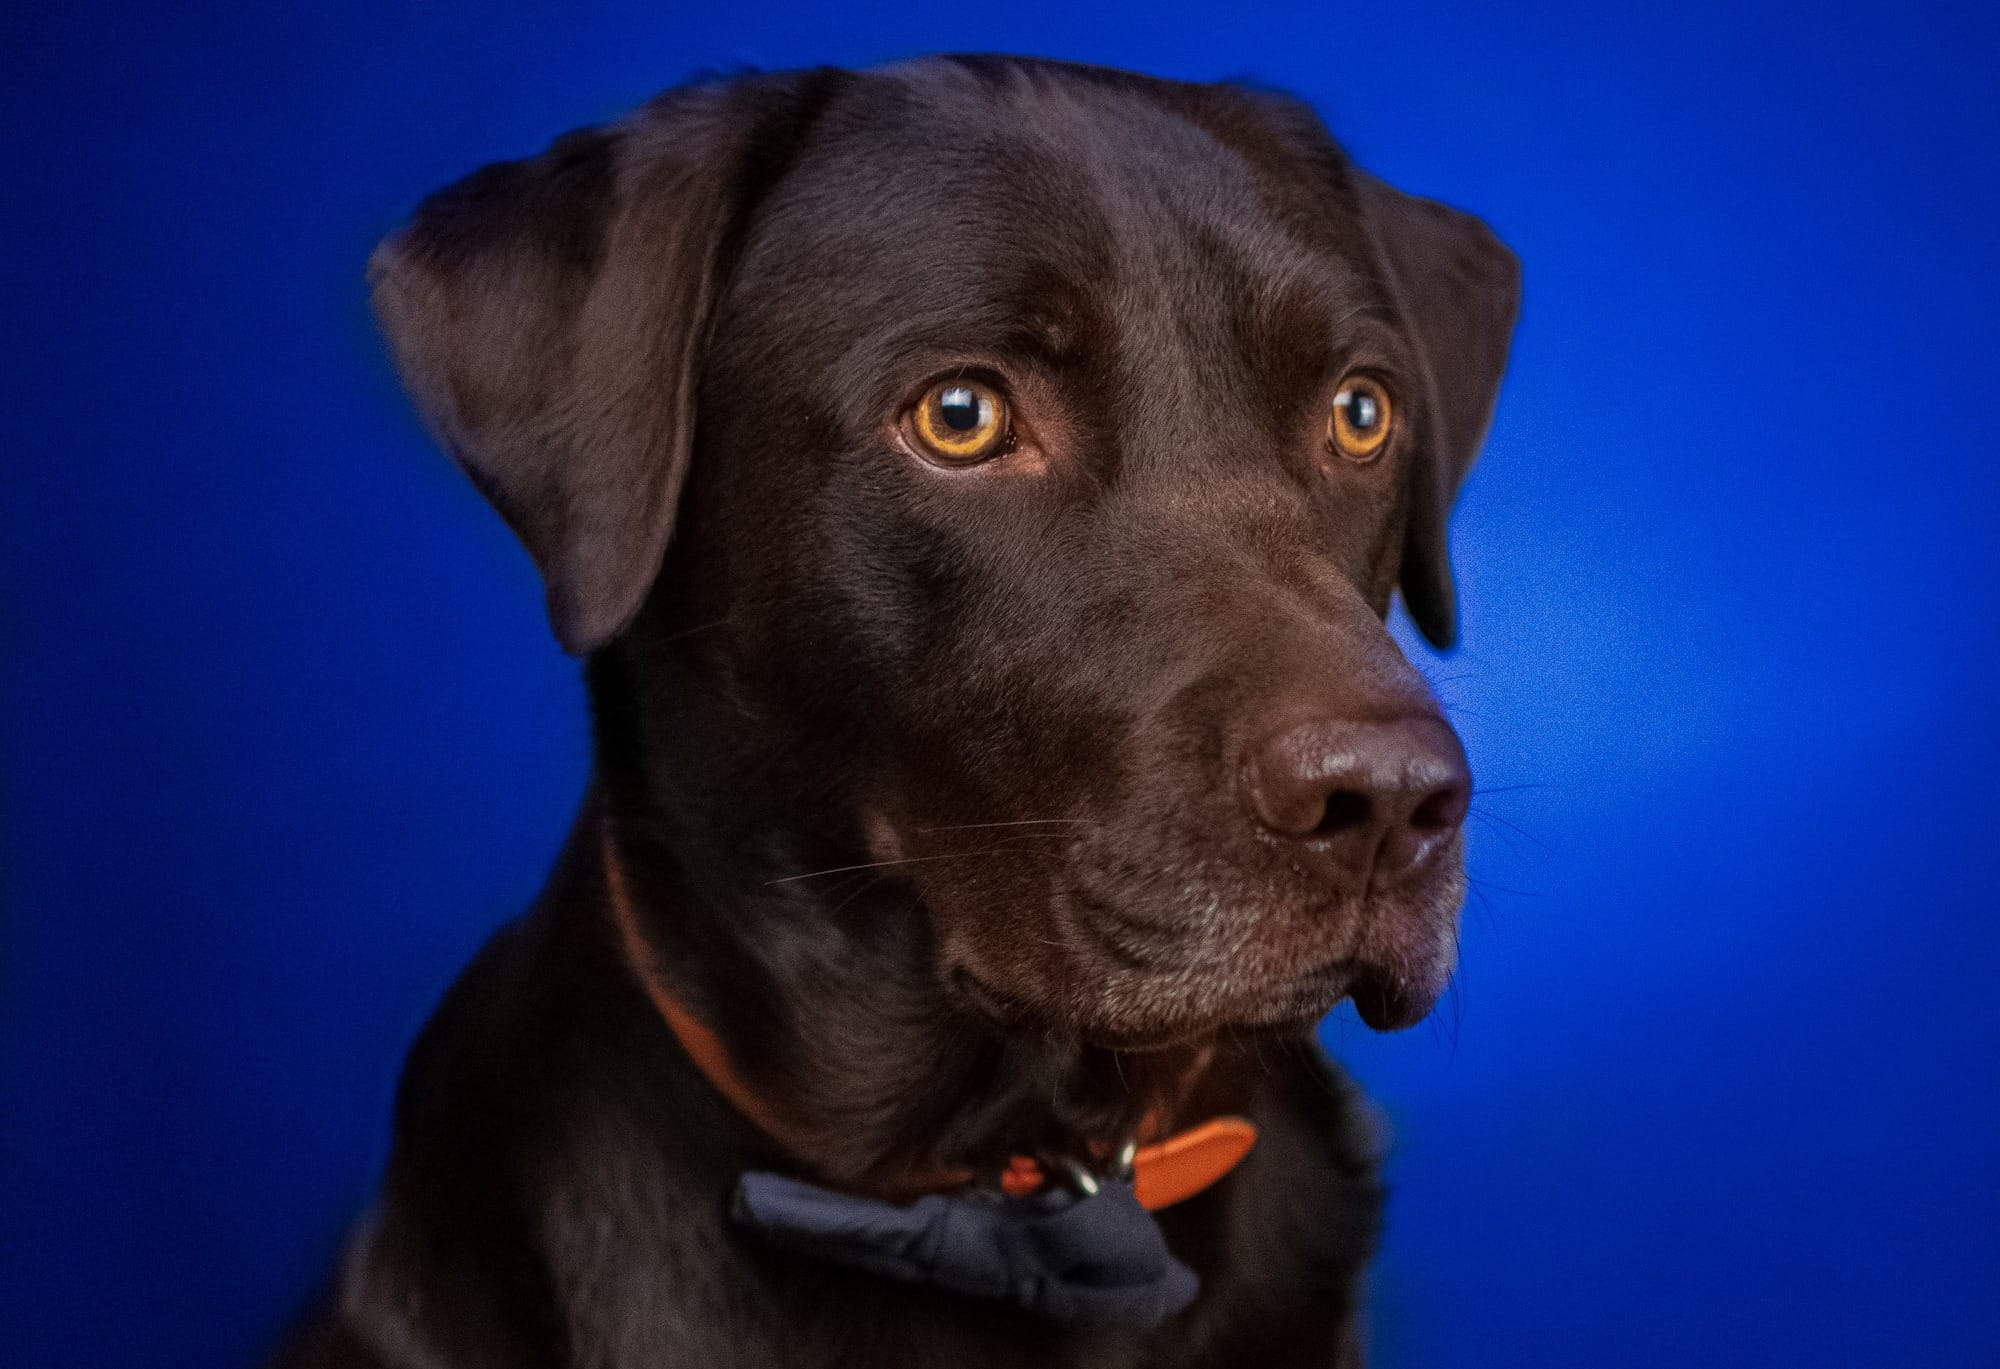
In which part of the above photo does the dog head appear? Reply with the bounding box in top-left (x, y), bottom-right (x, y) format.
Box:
top-left (372, 57), bottom-right (1517, 1052)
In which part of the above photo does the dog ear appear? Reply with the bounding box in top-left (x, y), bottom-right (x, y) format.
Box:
top-left (1353, 173), bottom-right (1519, 650)
top-left (370, 72), bottom-right (840, 654)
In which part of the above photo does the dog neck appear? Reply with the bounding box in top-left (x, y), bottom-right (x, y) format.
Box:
top-left (588, 786), bottom-right (1261, 1199)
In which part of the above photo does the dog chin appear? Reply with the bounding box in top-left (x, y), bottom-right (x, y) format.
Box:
top-left (948, 960), bottom-right (1380, 1051)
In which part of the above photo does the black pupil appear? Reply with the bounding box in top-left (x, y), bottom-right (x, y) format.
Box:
top-left (1345, 390), bottom-right (1378, 430)
top-left (939, 387), bottom-right (982, 433)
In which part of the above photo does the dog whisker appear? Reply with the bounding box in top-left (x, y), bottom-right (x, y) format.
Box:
top-left (1466, 883), bottom-right (1499, 932)
top-left (1468, 806), bottom-right (1557, 856)
top-left (765, 846), bottom-right (1063, 885)
top-left (1431, 960), bottom-right (1465, 1058)
top-left (909, 818), bottom-right (1100, 833)
top-left (657, 615), bottom-right (735, 644)
top-left (825, 874), bottom-right (887, 918)
top-left (1464, 875), bottom-right (1544, 898)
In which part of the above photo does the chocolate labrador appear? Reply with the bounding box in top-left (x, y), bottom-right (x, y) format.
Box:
top-left (282, 53), bottom-right (1517, 1367)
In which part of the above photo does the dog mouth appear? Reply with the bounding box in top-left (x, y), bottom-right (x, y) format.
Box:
top-left (1235, 959), bottom-right (1361, 1028)
top-left (947, 951), bottom-right (1420, 1049)
top-left (928, 850), bottom-right (1460, 1044)
top-left (1205, 956), bottom-right (1427, 1034)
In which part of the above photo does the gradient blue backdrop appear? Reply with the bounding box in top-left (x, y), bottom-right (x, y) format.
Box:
top-left (6, 3), bottom-right (1998, 1365)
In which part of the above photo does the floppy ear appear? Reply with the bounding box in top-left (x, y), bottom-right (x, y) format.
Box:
top-left (369, 71), bottom-right (841, 653)
top-left (1353, 173), bottom-right (1519, 650)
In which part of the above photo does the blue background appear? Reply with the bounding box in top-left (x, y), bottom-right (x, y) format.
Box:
top-left (5, 3), bottom-right (1997, 1365)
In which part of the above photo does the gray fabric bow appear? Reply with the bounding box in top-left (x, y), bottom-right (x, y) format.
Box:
top-left (732, 1169), bottom-right (1199, 1328)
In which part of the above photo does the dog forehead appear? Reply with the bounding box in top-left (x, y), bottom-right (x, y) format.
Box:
top-left (748, 79), bottom-right (1202, 283)
top-left (715, 61), bottom-right (1375, 388)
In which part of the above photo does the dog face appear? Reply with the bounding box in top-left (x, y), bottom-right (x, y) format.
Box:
top-left (373, 58), bottom-right (1517, 1051)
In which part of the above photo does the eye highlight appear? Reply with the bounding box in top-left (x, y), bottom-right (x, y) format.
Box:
top-left (1329, 374), bottom-right (1394, 461)
top-left (907, 379), bottom-right (1011, 464)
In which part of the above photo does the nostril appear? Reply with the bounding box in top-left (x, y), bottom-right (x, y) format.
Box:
top-left (1315, 790), bottom-right (1373, 836)
top-left (1409, 782), bottom-right (1470, 834)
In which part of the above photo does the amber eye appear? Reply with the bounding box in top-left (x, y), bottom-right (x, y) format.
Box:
top-left (908, 380), bottom-right (1011, 464)
top-left (1329, 375), bottom-right (1394, 461)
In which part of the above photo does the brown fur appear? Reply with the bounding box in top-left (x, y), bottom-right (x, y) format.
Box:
top-left (282, 55), bottom-right (1518, 1368)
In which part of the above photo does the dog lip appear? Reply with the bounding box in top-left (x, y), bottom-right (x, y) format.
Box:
top-left (1095, 958), bottom-right (1358, 1045)
top-left (1234, 958), bottom-right (1358, 1030)
top-left (1346, 966), bottom-right (1429, 1032)
top-left (949, 948), bottom-right (1418, 1045)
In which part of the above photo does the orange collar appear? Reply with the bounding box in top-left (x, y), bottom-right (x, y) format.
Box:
top-left (601, 832), bottom-right (1256, 1211)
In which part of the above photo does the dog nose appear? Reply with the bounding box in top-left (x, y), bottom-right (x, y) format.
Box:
top-left (1240, 715), bottom-right (1470, 892)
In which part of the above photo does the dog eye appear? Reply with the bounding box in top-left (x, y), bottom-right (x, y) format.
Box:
top-left (908, 380), bottom-right (1011, 464)
top-left (1329, 375), bottom-right (1394, 461)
